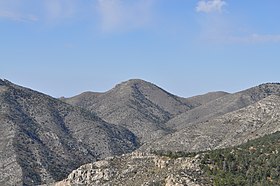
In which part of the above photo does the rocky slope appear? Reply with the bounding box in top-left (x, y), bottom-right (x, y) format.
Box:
top-left (52, 130), bottom-right (280, 186)
top-left (142, 94), bottom-right (280, 153)
top-left (50, 152), bottom-right (209, 186)
top-left (166, 83), bottom-right (280, 130)
top-left (63, 79), bottom-right (227, 142)
top-left (2, 78), bottom-right (280, 186)
top-left (0, 79), bottom-right (138, 186)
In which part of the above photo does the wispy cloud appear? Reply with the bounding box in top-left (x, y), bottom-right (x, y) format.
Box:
top-left (43, 0), bottom-right (79, 22)
top-left (196, 12), bottom-right (280, 44)
top-left (196, 0), bottom-right (226, 13)
top-left (229, 34), bottom-right (280, 44)
top-left (0, 0), bottom-right (38, 22)
top-left (97, 0), bottom-right (154, 32)
top-left (199, 27), bottom-right (280, 44)
top-left (0, 0), bottom-right (154, 32)
top-left (0, 10), bottom-right (38, 22)
top-left (0, 0), bottom-right (83, 23)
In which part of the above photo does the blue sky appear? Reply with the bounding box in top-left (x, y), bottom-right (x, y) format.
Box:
top-left (1, 0), bottom-right (280, 98)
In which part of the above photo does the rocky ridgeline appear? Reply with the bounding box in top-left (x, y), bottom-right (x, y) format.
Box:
top-left (2, 79), bottom-right (280, 185)
top-left (142, 95), bottom-right (280, 153)
top-left (166, 83), bottom-right (280, 130)
top-left (51, 152), bottom-right (210, 186)
top-left (63, 79), bottom-right (227, 143)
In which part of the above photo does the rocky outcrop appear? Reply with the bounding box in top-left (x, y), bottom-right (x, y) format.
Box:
top-left (51, 152), bottom-right (210, 186)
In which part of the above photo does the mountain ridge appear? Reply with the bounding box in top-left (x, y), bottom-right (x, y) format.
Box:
top-left (166, 82), bottom-right (280, 130)
top-left (0, 79), bottom-right (139, 185)
top-left (1, 78), bottom-right (280, 186)
top-left (63, 79), bottom-right (228, 143)
top-left (142, 94), bottom-right (280, 153)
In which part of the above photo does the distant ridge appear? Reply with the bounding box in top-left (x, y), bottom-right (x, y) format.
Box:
top-left (63, 79), bottom-right (227, 143)
top-left (142, 83), bottom-right (280, 153)
top-left (166, 83), bottom-right (280, 130)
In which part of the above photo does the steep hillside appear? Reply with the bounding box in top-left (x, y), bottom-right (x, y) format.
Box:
top-left (0, 79), bottom-right (138, 186)
top-left (64, 79), bottom-right (227, 142)
top-left (52, 130), bottom-right (280, 186)
top-left (51, 151), bottom-right (209, 186)
top-left (142, 95), bottom-right (280, 153)
top-left (166, 83), bottom-right (280, 130)
top-left (200, 131), bottom-right (280, 185)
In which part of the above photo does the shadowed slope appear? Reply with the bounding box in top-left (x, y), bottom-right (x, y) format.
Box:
top-left (0, 79), bottom-right (138, 186)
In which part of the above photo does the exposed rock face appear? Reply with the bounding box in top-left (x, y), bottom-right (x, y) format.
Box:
top-left (51, 152), bottom-right (209, 186)
top-left (0, 79), bottom-right (139, 186)
top-left (63, 79), bottom-right (227, 143)
top-left (142, 95), bottom-right (280, 153)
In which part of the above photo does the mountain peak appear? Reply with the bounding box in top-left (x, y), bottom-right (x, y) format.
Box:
top-left (109, 79), bottom-right (158, 96)
top-left (125, 78), bottom-right (148, 84)
top-left (116, 79), bottom-right (154, 88)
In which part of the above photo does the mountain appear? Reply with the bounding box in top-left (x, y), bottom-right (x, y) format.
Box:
top-left (2, 78), bottom-right (280, 186)
top-left (0, 79), bottom-right (138, 186)
top-left (63, 79), bottom-right (227, 143)
top-left (166, 83), bottom-right (280, 130)
top-left (142, 94), bottom-right (280, 153)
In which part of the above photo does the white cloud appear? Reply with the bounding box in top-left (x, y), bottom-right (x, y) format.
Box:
top-left (196, 0), bottom-right (226, 13)
top-left (97, 0), bottom-right (154, 32)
